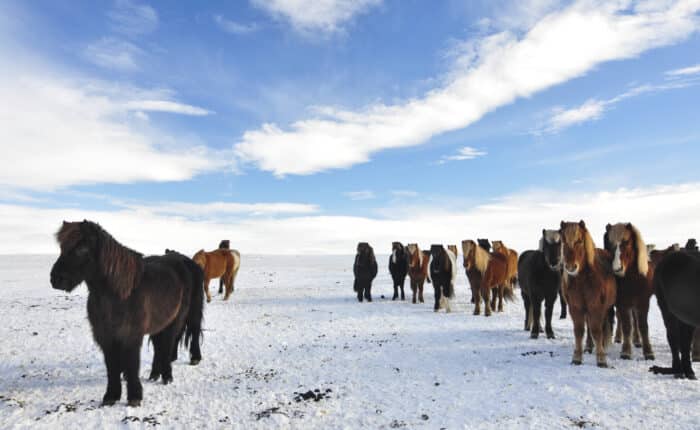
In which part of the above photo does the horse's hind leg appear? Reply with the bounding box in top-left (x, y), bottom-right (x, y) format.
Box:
top-left (632, 310), bottom-right (642, 348)
top-left (411, 280), bottom-right (417, 304)
top-left (522, 292), bottom-right (531, 331)
top-left (400, 279), bottom-right (406, 301)
top-left (148, 334), bottom-right (164, 382)
top-left (638, 302), bottom-right (654, 360)
top-left (680, 323), bottom-right (696, 379)
top-left (418, 281), bottom-right (424, 303)
top-left (590, 312), bottom-right (609, 368)
top-left (224, 272), bottom-right (233, 301)
top-left (497, 285), bottom-right (504, 312)
top-left (364, 284), bottom-right (372, 302)
top-left (692, 329), bottom-right (700, 362)
top-left (531, 296), bottom-right (543, 339)
top-left (584, 317), bottom-right (594, 354)
top-left (392, 281), bottom-right (399, 301)
top-left (203, 277), bottom-right (212, 303)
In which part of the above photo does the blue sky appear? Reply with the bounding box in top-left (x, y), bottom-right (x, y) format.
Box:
top-left (1, 0), bottom-right (699, 254)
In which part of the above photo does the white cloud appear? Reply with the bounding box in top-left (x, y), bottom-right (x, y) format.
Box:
top-left (438, 146), bottom-right (487, 164)
top-left (122, 100), bottom-right (212, 116)
top-left (214, 14), bottom-right (260, 34)
top-left (344, 190), bottom-right (375, 200)
top-left (391, 190), bottom-right (418, 198)
top-left (108, 0), bottom-right (159, 36)
top-left (0, 67), bottom-right (227, 191)
top-left (250, 0), bottom-right (382, 33)
top-left (666, 63), bottom-right (700, 77)
top-left (118, 200), bottom-right (319, 217)
top-left (236, 1), bottom-right (700, 177)
top-left (3, 182), bottom-right (699, 255)
top-left (84, 37), bottom-right (143, 71)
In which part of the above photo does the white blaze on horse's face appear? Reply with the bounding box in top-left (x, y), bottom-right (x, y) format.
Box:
top-left (613, 244), bottom-right (624, 276)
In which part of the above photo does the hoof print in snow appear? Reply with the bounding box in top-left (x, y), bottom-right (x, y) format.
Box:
top-left (390, 419), bottom-right (407, 428)
top-left (520, 350), bottom-right (555, 357)
top-left (293, 388), bottom-right (332, 402)
top-left (421, 414), bottom-right (429, 420)
top-left (121, 411), bottom-right (165, 427)
top-left (568, 416), bottom-right (599, 428)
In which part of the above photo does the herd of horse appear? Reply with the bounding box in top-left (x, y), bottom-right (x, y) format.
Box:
top-left (353, 221), bottom-right (700, 376)
top-left (47, 218), bottom-right (700, 408)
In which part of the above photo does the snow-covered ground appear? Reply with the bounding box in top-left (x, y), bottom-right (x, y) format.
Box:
top-left (1, 254), bottom-right (698, 429)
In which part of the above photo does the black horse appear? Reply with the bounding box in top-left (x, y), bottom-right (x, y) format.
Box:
top-left (430, 245), bottom-right (455, 313)
top-left (217, 239), bottom-right (230, 294)
top-left (389, 242), bottom-right (409, 301)
top-left (518, 229), bottom-right (563, 339)
top-left (477, 238), bottom-right (492, 252)
top-left (650, 247), bottom-right (700, 379)
top-left (353, 242), bottom-right (378, 302)
top-left (50, 220), bottom-right (204, 406)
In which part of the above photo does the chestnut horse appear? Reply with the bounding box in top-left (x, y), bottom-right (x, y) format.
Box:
top-left (193, 248), bottom-right (240, 303)
top-left (50, 221), bottom-right (204, 406)
top-left (604, 223), bottom-right (655, 360)
top-left (560, 221), bottom-right (616, 367)
top-left (462, 240), bottom-right (512, 316)
top-left (407, 244), bottom-right (430, 304)
top-left (492, 240), bottom-right (518, 290)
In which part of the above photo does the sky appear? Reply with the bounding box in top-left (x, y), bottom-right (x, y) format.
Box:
top-left (1, 0), bottom-right (699, 255)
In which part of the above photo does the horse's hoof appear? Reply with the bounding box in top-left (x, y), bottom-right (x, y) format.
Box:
top-left (101, 399), bottom-right (117, 407)
top-left (584, 348), bottom-right (593, 354)
top-left (530, 332), bottom-right (539, 339)
top-left (644, 353), bottom-right (655, 361)
top-left (190, 358), bottom-right (201, 365)
top-left (148, 374), bottom-right (160, 382)
top-left (546, 333), bottom-right (555, 340)
top-left (597, 362), bottom-right (609, 368)
top-left (674, 373), bottom-right (685, 379)
top-left (614, 339), bottom-right (621, 344)
top-left (686, 373), bottom-right (697, 380)
top-left (620, 353), bottom-right (631, 360)
top-left (634, 342), bottom-right (642, 348)
top-left (162, 376), bottom-right (173, 385)
top-left (127, 399), bottom-right (142, 407)
top-left (559, 315), bottom-right (566, 320)
top-left (571, 359), bottom-right (582, 366)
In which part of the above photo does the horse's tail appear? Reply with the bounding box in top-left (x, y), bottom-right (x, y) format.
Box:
top-left (183, 258), bottom-right (205, 364)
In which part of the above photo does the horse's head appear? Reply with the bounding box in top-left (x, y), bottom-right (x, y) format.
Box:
top-left (492, 240), bottom-right (507, 254)
top-left (685, 238), bottom-right (698, 251)
top-left (605, 223), bottom-right (648, 277)
top-left (356, 242), bottom-right (374, 266)
top-left (477, 238), bottom-right (491, 252)
top-left (429, 245), bottom-right (446, 274)
top-left (407, 243), bottom-right (420, 267)
top-left (461, 240), bottom-right (476, 269)
top-left (540, 229), bottom-right (562, 270)
top-left (50, 220), bottom-right (99, 293)
top-left (560, 220), bottom-right (595, 277)
top-left (219, 240), bottom-right (230, 249)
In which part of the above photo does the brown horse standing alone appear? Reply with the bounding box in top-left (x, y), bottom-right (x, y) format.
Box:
top-left (407, 244), bottom-right (430, 304)
top-left (604, 223), bottom-right (655, 360)
top-left (560, 221), bottom-right (617, 367)
top-left (462, 240), bottom-right (513, 316)
top-left (193, 249), bottom-right (240, 303)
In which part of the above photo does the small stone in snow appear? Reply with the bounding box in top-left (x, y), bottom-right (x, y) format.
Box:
top-left (421, 414), bottom-right (429, 420)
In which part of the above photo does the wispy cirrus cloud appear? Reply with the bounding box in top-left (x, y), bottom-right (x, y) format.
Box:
top-left (108, 0), bottom-right (159, 37)
top-left (117, 200), bottom-right (319, 218)
top-left (437, 146), bottom-right (487, 164)
top-left (214, 14), bottom-right (260, 35)
top-left (344, 190), bottom-right (376, 201)
top-left (84, 37), bottom-right (143, 71)
top-left (235, 1), bottom-right (700, 177)
top-left (666, 63), bottom-right (700, 77)
top-left (251, 0), bottom-right (382, 34)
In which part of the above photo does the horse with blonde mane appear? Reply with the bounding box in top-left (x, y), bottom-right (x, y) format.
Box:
top-left (560, 221), bottom-right (616, 367)
top-left (407, 244), bottom-right (430, 304)
top-left (462, 240), bottom-right (513, 316)
top-left (193, 248), bottom-right (240, 303)
top-left (604, 222), bottom-right (655, 360)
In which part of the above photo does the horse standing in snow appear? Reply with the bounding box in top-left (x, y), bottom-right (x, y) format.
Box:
top-left (50, 220), bottom-right (204, 407)
top-left (650, 246), bottom-right (700, 379)
top-left (430, 245), bottom-right (457, 312)
top-left (492, 240), bottom-right (519, 291)
top-left (462, 240), bottom-right (512, 316)
top-left (354, 242), bottom-right (378, 303)
top-left (193, 248), bottom-right (240, 303)
top-left (604, 223), bottom-right (655, 360)
top-left (560, 220), bottom-right (616, 367)
top-left (407, 244), bottom-right (430, 304)
top-left (518, 230), bottom-right (563, 339)
top-left (389, 242), bottom-right (409, 301)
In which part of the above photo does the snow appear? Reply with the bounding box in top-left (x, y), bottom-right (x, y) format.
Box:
top-left (1, 254), bottom-right (698, 429)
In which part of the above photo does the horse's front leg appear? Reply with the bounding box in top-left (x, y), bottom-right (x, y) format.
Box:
top-left (392, 279), bottom-right (398, 301)
top-left (638, 302), bottom-right (655, 360)
top-left (410, 279), bottom-right (417, 304)
top-left (400, 278), bottom-right (406, 301)
top-left (497, 285), bottom-right (504, 312)
top-left (544, 295), bottom-right (556, 339)
top-left (101, 341), bottom-right (122, 406)
top-left (589, 312), bottom-right (609, 368)
top-left (570, 307), bottom-right (585, 365)
top-left (433, 284), bottom-right (441, 312)
top-left (123, 341), bottom-right (144, 407)
top-left (482, 286), bottom-right (492, 317)
top-left (531, 296), bottom-right (543, 339)
top-left (618, 306), bottom-right (633, 360)
top-left (418, 280), bottom-right (424, 303)
top-left (203, 277), bottom-right (212, 303)
top-left (558, 289), bottom-right (567, 319)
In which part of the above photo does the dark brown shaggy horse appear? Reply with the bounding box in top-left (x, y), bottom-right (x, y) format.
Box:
top-left (650, 246), bottom-right (700, 379)
top-left (354, 242), bottom-right (378, 302)
top-left (462, 240), bottom-right (513, 316)
top-left (217, 239), bottom-right (230, 294)
top-left (193, 248), bottom-right (240, 303)
top-left (604, 223), bottom-right (655, 360)
top-left (407, 244), bottom-right (430, 304)
top-left (560, 221), bottom-right (616, 367)
top-left (50, 220), bottom-right (204, 407)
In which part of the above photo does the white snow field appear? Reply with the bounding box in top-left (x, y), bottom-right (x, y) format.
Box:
top-left (1, 254), bottom-right (698, 429)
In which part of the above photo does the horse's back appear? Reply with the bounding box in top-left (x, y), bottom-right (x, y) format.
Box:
top-left (656, 251), bottom-right (700, 326)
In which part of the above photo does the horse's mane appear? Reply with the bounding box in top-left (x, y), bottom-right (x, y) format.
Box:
top-left (462, 240), bottom-right (490, 274)
top-left (561, 221), bottom-right (596, 268)
top-left (539, 230), bottom-right (560, 251)
top-left (607, 223), bottom-right (648, 276)
top-left (57, 221), bottom-right (143, 300)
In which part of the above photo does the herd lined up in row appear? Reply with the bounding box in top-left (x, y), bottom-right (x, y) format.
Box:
top-left (352, 221), bottom-right (700, 378)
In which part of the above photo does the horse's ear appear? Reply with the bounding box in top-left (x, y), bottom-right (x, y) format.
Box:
top-left (542, 229), bottom-right (546, 237)
top-left (626, 222), bottom-right (632, 229)
top-left (605, 223), bottom-right (611, 232)
top-left (560, 221), bottom-right (565, 230)
top-left (579, 220), bottom-right (586, 229)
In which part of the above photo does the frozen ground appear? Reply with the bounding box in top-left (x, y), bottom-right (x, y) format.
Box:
top-left (0, 254), bottom-right (698, 429)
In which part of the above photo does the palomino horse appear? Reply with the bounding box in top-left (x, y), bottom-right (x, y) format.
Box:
top-left (560, 221), bottom-right (616, 367)
top-left (407, 244), bottom-right (430, 304)
top-left (518, 229), bottom-right (563, 339)
top-left (389, 242), bottom-right (409, 301)
top-left (604, 223), bottom-right (655, 360)
top-left (462, 240), bottom-right (513, 316)
top-left (193, 248), bottom-right (240, 303)
top-left (354, 242), bottom-right (378, 303)
top-left (447, 245), bottom-right (459, 260)
top-left (429, 245), bottom-right (457, 312)
top-left (50, 221), bottom-right (204, 406)
top-left (492, 240), bottom-right (518, 290)
top-left (650, 245), bottom-right (700, 379)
